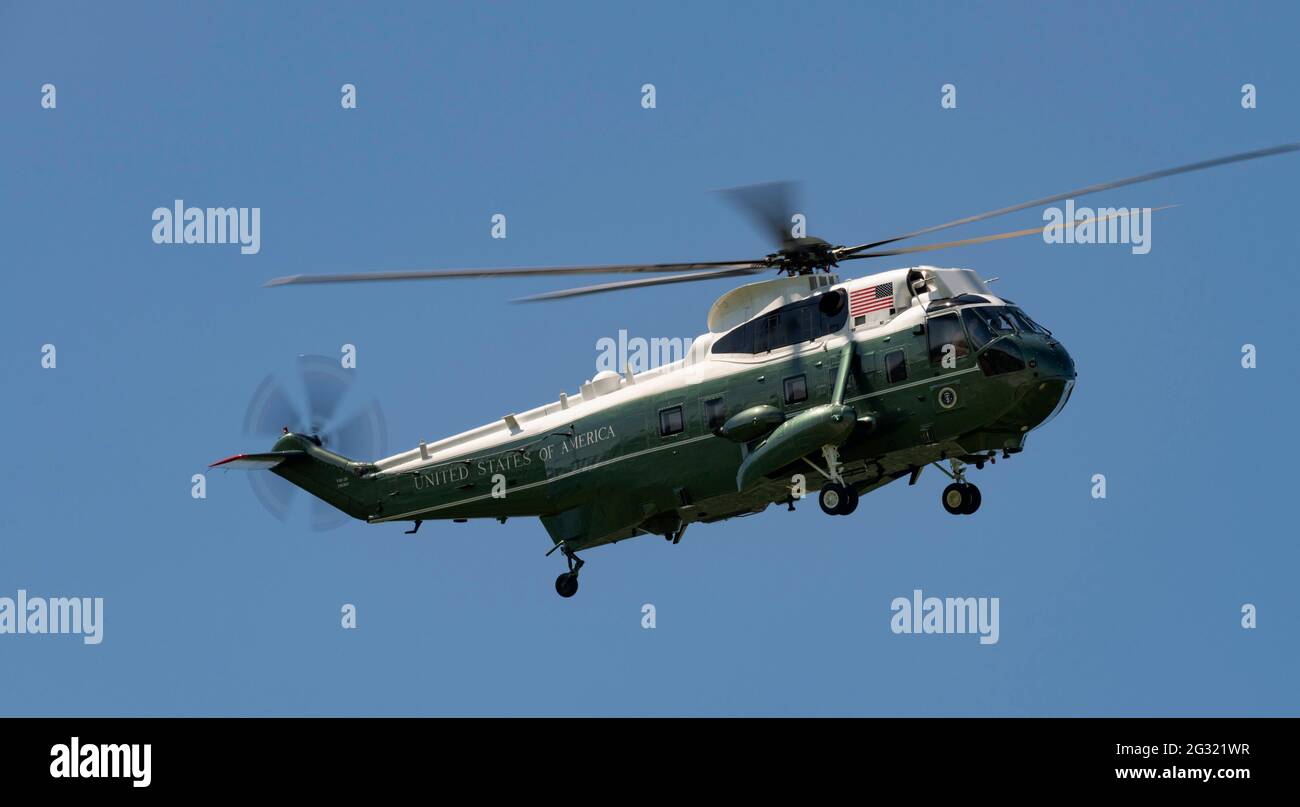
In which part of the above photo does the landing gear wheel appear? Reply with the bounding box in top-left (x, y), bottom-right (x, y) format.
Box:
top-left (942, 483), bottom-right (981, 515)
top-left (553, 544), bottom-right (585, 598)
top-left (837, 486), bottom-right (860, 516)
top-left (942, 483), bottom-right (967, 515)
top-left (555, 572), bottom-right (579, 598)
top-left (819, 482), bottom-right (848, 516)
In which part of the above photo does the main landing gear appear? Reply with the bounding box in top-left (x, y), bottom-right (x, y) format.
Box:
top-left (812, 443), bottom-right (859, 516)
top-left (937, 459), bottom-right (981, 515)
top-left (553, 544), bottom-right (585, 598)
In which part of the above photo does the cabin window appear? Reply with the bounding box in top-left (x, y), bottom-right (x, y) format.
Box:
top-left (659, 405), bottom-right (684, 436)
top-left (884, 349), bottom-right (908, 383)
top-left (783, 374), bottom-right (808, 405)
top-left (703, 397), bottom-right (726, 431)
top-left (927, 312), bottom-right (970, 364)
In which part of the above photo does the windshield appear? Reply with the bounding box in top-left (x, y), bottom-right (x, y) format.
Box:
top-left (955, 305), bottom-right (1049, 349)
top-left (967, 306), bottom-right (1015, 338)
top-left (1007, 307), bottom-right (1051, 335)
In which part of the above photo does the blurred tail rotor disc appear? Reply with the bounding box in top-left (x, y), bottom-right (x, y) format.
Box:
top-left (241, 354), bottom-right (387, 531)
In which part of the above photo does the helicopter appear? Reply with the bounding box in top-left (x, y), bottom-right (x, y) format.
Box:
top-left (213, 143), bottom-right (1299, 597)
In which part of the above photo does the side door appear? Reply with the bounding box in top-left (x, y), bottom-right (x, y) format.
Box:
top-left (925, 310), bottom-right (976, 417)
top-left (642, 391), bottom-right (700, 511)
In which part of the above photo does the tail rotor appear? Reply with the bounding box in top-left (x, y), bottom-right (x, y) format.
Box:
top-left (241, 355), bottom-right (387, 531)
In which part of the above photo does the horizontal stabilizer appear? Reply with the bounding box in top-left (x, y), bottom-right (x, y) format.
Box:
top-left (209, 450), bottom-right (305, 470)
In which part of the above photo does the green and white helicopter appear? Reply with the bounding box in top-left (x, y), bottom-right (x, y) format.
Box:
top-left (214, 144), bottom-right (1297, 597)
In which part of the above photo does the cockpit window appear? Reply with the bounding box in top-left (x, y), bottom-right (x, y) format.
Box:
top-left (978, 341), bottom-right (1026, 376)
top-left (927, 312), bottom-right (970, 364)
top-left (962, 308), bottom-right (995, 350)
top-left (1007, 307), bottom-right (1050, 335)
top-left (957, 305), bottom-right (1051, 347)
top-left (973, 306), bottom-right (1016, 335)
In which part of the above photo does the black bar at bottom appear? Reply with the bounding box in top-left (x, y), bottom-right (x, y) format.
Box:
top-left (0, 717), bottom-right (1282, 792)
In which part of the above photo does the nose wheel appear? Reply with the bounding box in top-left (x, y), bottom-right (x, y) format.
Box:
top-left (935, 458), bottom-right (981, 515)
top-left (941, 482), bottom-right (981, 515)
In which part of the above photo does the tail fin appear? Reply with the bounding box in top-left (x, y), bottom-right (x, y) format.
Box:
top-left (211, 433), bottom-right (381, 522)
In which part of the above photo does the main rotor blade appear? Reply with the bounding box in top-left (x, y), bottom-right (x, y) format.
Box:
top-left (840, 206), bottom-right (1176, 260)
top-left (842, 206), bottom-right (1176, 260)
top-left (717, 181), bottom-right (801, 248)
top-left (838, 142), bottom-right (1300, 257)
top-left (513, 264), bottom-right (768, 302)
top-left (265, 260), bottom-right (762, 287)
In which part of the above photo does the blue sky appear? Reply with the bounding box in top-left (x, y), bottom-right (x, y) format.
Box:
top-left (1, 0), bottom-right (1297, 715)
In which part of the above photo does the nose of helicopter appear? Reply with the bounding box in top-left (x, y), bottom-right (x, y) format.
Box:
top-left (1009, 338), bottom-right (1077, 433)
top-left (1030, 338), bottom-right (1076, 382)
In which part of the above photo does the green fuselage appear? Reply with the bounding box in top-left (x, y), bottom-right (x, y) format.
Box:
top-left (269, 299), bottom-right (1076, 552)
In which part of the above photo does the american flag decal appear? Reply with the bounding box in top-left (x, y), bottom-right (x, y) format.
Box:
top-left (849, 281), bottom-right (894, 317)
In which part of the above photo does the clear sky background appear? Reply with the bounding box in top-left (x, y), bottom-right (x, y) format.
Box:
top-left (2, 1), bottom-right (1297, 716)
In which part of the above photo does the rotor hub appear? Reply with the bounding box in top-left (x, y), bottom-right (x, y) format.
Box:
top-left (768, 237), bottom-right (840, 276)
